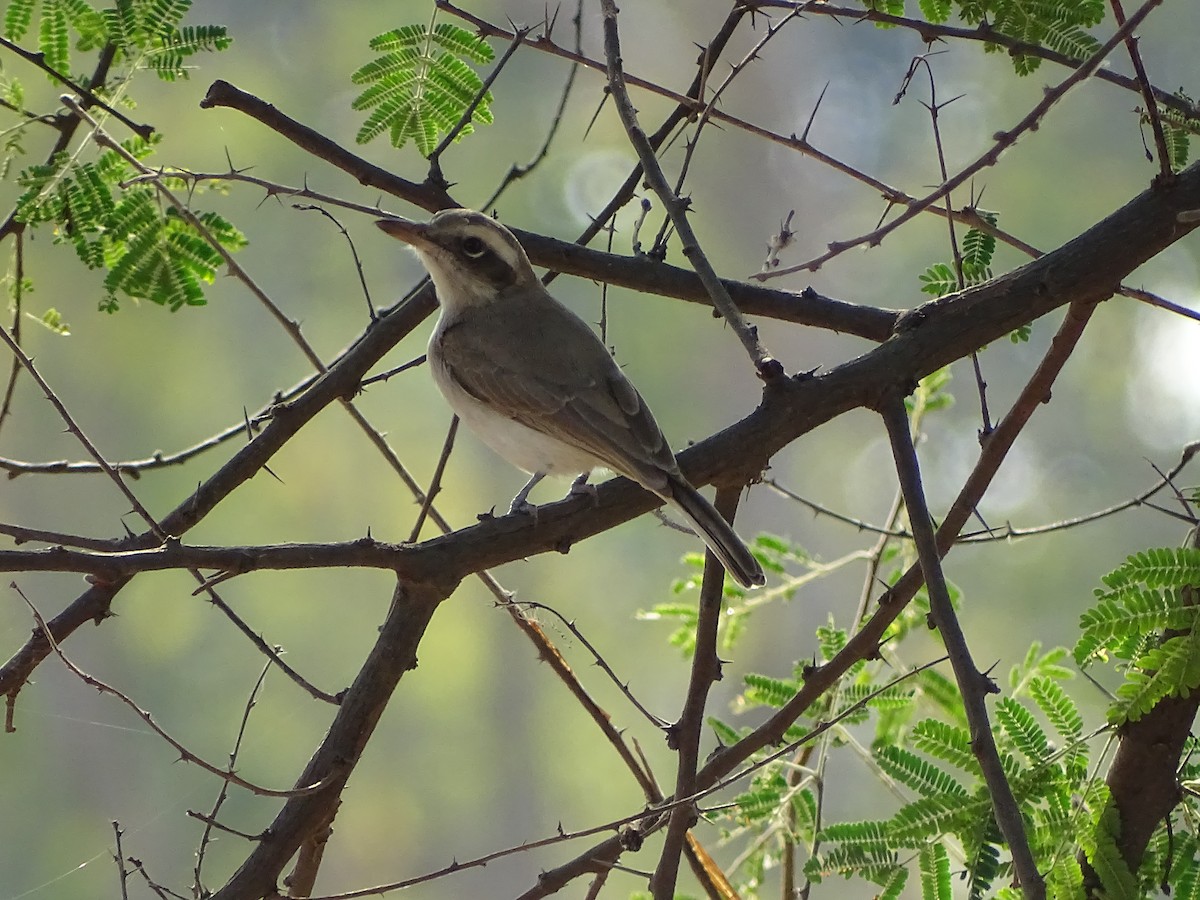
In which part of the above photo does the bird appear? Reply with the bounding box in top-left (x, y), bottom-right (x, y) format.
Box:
top-left (376, 209), bottom-right (765, 589)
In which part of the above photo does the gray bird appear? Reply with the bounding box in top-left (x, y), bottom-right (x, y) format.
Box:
top-left (377, 209), bottom-right (764, 589)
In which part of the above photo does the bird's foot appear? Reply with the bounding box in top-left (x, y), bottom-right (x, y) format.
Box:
top-left (568, 473), bottom-right (599, 505)
top-left (508, 497), bottom-right (539, 521)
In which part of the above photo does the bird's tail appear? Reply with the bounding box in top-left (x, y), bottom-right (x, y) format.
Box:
top-left (665, 477), bottom-right (764, 589)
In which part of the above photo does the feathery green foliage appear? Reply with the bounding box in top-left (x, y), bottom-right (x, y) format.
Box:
top-left (15, 139), bottom-right (246, 311)
top-left (919, 0), bottom-right (952, 22)
top-left (2, 0), bottom-right (229, 81)
top-left (914, 0), bottom-right (1107, 73)
top-left (351, 15), bottom-right (495, 155)
top-left (1157, 91), bottom-right (1199, 172)
top-left (919, 210), bottom-right (998, 297)
top-left (866, 1), bottom-right (1107, 74)
top-left (804, 651), bottom-right (1097, 894)
top-left (2, 1), bottom-right (239, 314)
top-left (1074, 544), bottom-right (1200, 723)
top-left (638, 532), bottom-right (813, 655)
top-left (919, 842), bottom-right (952, 900)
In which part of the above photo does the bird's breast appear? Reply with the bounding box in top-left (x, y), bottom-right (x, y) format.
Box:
top-left (427, 321), bottom-right (602, 477)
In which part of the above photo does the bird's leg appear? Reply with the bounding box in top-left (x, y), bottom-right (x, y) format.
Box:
top-left (509, 471), bottom-right (546, 516)
top-left (568, 471), bottom-right (599, 505)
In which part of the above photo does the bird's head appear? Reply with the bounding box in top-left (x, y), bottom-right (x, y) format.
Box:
top-left (376, 209), bottom-right (537, 311)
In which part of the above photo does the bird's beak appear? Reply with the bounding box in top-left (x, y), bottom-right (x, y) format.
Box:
top-left (376, 217), bottom-right (434, 251)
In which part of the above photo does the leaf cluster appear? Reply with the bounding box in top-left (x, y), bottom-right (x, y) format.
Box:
top-left (701, 587), bottom-right (1200, 900)
top-left (863, 0), bottom-right (1106, 74)
top-left (1155, 90), bottom-right (1200, 174)
top-left (3, 0), bottom-right (230, 81)
top-left (351, 20), bottom-right (494, 155)
top-left (725, 643), bottom-right (1121, 899)
top-left (638, 533), bottom-right (813, 657)
top-left (2, 0), bottom-right (241, 313)
top-left (919, 211), bottom-right (998, 298)
top-left (15, 137), bottom-right (245, 312)
top-left (1074, 545), bottom-right (1200, 725)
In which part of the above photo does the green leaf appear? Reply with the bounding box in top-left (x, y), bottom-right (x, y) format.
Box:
top-left (1075, 587), bottom-right (1194, 667)
top-left (973, 0), bottom-right (1108, 75)
top-left (1157, 91), bottom-right (1198, 172)
top-left (38, 307), bottom-right (69, 333)
top-left (875, 744), bottom-right (968, 799)
top-left (38, 0), bottom-right (69, 75)
top-left (918, 842), bottom-right (952, 900)
top-left (429, 21), bottom-right (492, 63)
top-left (995, 697), bottom-right (1050, 762)
top-left (1102, 547), bottom-right (1200, 593)
top-left (790, 787), bottom-right (819, 843)
top-left (1030, 676), bottom-right (1083, 741)
top-left (1110, 628), bottom-right (1200, 725)
top-left (140, 0), bottom-right (190, 39)
top-left (1084, 805), bottom-right (1140, 899)
top-left (915, 669), bottom-right (968, 724)
top-left (879, 866), bottom-right (908, 900)
top-left (919, 262), bottom-right (957, 297)
top-left (961, 210), bottom-right (998, 277)
top-left (967, 840), bottom-right (1004, 900)
top-left (918, 0), bottom-right (951, 23)
top-left (811, 819), bottom-right (898, 877)
top-left (4, 0), bottom-right (36, 39)
top-left (888, 794), bottom-right (977, 846)
top-left (353, 20), bottom-right (494, 154)
top-left (741, 672), bottom-right (799, 709)
top-left (734, 769), bottom-right (787, 823)
top-left (911, 719), bottom-right (978, 774)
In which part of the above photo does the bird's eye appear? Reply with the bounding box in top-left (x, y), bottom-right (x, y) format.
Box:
top-left (461, 236), bottom-right (487, 259)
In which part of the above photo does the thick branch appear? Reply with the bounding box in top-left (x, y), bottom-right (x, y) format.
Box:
top-left (211, 577), bottom-right (452, 900)
top-left (2, 165), bottom-right (1198, 631)
top-left (198, 80), bottom-right (896, 342)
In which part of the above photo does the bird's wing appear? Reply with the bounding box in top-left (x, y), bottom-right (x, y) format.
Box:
top-left (436, 299), bottom-right (678, 490)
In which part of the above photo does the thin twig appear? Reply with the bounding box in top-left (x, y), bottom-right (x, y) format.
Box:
top-left (0, 231), bottom-right (23, 439)
top-left (479, 0), bottom-right (584, 211)
top-left (651, 487), bottom-right (745, 900)
top-left (1107, 0), bottom-right (1173, 181)
top-left (12, 581), bottom-right (332, 799)
top-left (761, 0), bottom-right (1166, 280)
top-left (294, 204), bottom-right (377, 319)
top-left (427, 24), bottom-right (533, 185)
top-left (0, 36), bottom-right (153, 138)
top-left (879, 396), bottom-right (1043, 899)
top-left (112, 821), bottom-right (131, 900)
top-left (409, 416), bottom-right (459, 543)
top-left (0, 377), bottom-right (312, 478)
top-left (127, 858), bottom-right (188, 900)
top-left (600, 0), bottom-right (780, 381)
top-left (516, 600), bottom-right (668, 728)
top-left (0, 323), bottom-right (164, 535)
top-left (764, 441), bottom-right (1199, 545)
top-left (192, 659), bottom-right (273, 895)
top-left (756, 2), bottom-right (1199, 121)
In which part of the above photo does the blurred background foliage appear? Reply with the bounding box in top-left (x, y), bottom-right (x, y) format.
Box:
top-left (0, 0), bottom-right (1198, 897)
